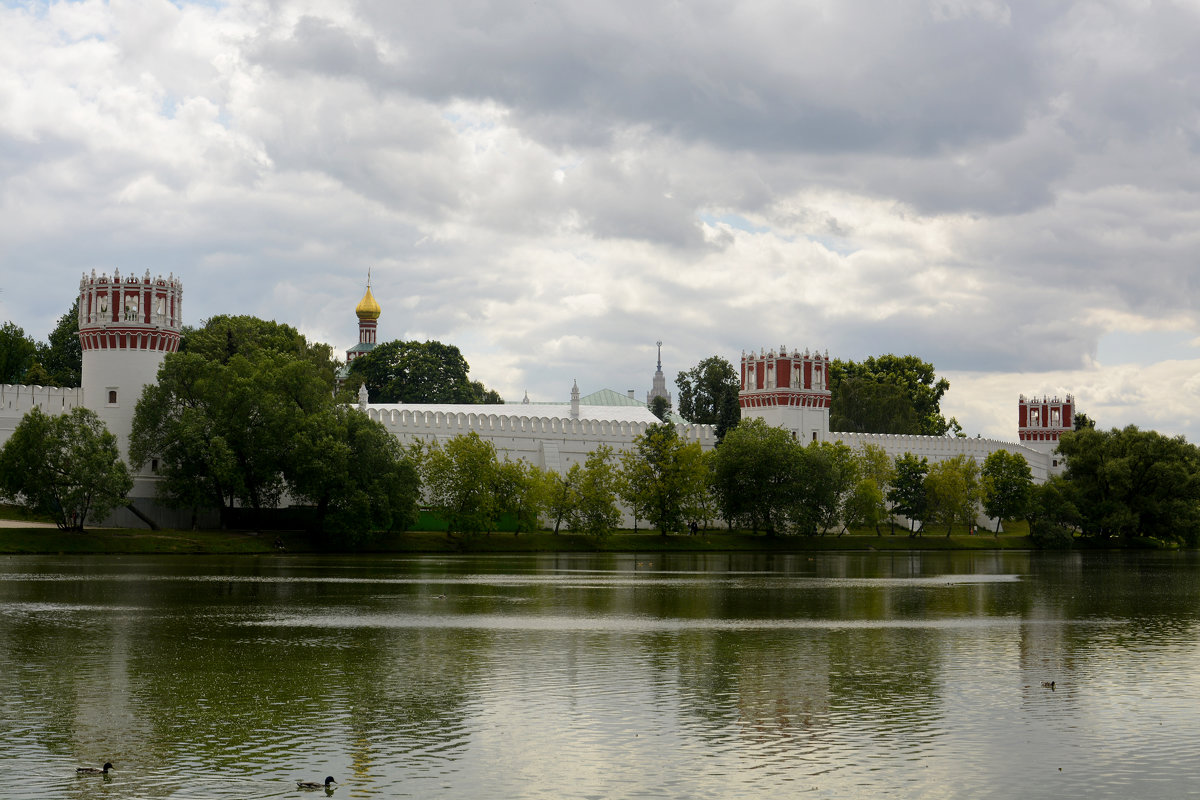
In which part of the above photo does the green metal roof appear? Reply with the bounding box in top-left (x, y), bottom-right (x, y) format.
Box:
top-left (578, 388), bottom-right (645, 407)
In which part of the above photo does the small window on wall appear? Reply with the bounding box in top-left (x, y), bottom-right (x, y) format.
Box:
top-left (107, 389), bottom-right (118, 405)
top-left (151, 459), bottom-right (159, 473)
top-left (812, 430), bottom-right (818, 442)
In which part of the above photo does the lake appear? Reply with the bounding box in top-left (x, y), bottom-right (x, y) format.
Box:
top-left (1, 550), bottom-right (1198, 799)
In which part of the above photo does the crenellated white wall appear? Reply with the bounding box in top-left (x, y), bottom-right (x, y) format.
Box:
top-left (830, 431), bottom-right (1060, 482)
top-left (0, 384), bottom-right (85, 444)
top-left (367, 405), bottom-right (716, 473)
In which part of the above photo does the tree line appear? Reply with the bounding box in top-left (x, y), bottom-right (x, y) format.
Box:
top-left (0, 299), bottom-right (82, 387)
top-left (4, 311), bottom-right (1200, 546)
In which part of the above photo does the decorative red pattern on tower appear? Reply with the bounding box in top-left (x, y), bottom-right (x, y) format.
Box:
top-left (77, 270), bottom-right (183, 353)
top-left (739, 347), bottom-right (832, 409)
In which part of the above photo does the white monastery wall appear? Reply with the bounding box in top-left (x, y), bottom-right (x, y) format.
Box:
top-left (829, 431), bottom-right (1059, 482)
top-left (368, 406), bottom-right (717, 473)
top-left (0, 384), bottom-right (84, 445)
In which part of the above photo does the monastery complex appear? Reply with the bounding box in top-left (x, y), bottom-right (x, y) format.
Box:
top-left (0, 273), bottom-right (1074, 527)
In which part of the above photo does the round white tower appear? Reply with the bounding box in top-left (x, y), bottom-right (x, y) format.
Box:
top-left (78, 269), bottom-right (183, 466)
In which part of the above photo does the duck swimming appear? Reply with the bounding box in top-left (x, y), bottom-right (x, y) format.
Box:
top-left (76, 762), bottom-right (114, 775)
top-left (296, 776), bottom-right (337, 790)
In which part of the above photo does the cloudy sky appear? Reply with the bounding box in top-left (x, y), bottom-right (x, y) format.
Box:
top-left (2, 0), bottom-right (1199, 441)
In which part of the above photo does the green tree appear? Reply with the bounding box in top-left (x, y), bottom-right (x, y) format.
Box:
top-left (35, 298), bottom-right (82, 386)
top-left (421, 432), bottom-right (501, 536)
top-left (924, 455), bottom-right (981, 536)
top-left (981, 450), bottom-right (1033, 532)
top-left (1073, 411), bottom-right (1096, 431)
top-left (567, 446), bottom-right (622, 537)
top-left (0, 321), bottom-right (38, 384)
top-left (829, 377), bottom-right (919, 434)
top-left (620, 423), bottom-right (706, 535)
top-left (493, 458), bottom-right (541, 533)
top-left (0, 407), bottom-right (133, 529)
top-left (286, 405), bottom-right (420, 539)
top-left (852, 443), bottom-right (895, 534)
top-left (711, 418), bottom-right (806, 534)
top-left (809, 440), bottom-right (860, 534)
top-left (131, 317), bottom-right (341, 527)
top-left (349, 340), bottom-right (503, 404)
top-left (1027, 475), bottom-right (1081, 547)
top-left (844, 479), bottom-right (887, 533)
top-left (1056, 426), bottom-right (1200, 544)
top-left (828, 355), bottom-right (957, 436)
top-left (676, 356), bottom-right (741, 441)
top-left (183, 314), bottom-right (338, 380)
top-left (888, 453), bottom-right (929, 535)
top-left (539, 466), bottom-right (576, 534)
top-left (649, 395), bottom-right (670, 421)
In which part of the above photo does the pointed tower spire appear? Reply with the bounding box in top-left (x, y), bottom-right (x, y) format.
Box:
top-left (570, 379), bottom-right (580, 419)
top-left (647, 341), bottom-right (671, 407)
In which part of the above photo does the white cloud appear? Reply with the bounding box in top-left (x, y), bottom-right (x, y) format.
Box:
top-left (2, 0), bottom-right (1199, 443)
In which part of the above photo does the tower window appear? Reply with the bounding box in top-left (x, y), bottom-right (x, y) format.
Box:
top-left (107, 390), bottom-right (118, 405)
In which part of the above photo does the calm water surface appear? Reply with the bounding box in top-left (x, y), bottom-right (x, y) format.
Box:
top-left (1, 550), bottom-right (1199, 799)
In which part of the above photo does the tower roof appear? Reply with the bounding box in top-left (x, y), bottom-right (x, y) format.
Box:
top-left (355, 286), bottom-right (381, 320)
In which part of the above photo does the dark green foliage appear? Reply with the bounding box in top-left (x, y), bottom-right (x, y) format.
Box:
top-left (1029, 520), bottom-right (1075, 549)
top-left (649, 395), bottom-right (670, 421)
top-left (421, 432), bottom-right (502, 536)
top-left (620, 423), bottom-right (708, 535)
top-left (981, 450), bottom-right (1033, 529)
top-left (566, 446), bottom-right (622, 537)
top-left (1073, 411), bottom-right (1096, 431)
top-left (711, 418), bottom-right (806, 535)
top-left (349, 340), bottom-right (503, 404)
top-left (0, 407), bottom-right (132, 529)
top-left (132, 315), bottom-right (417, 536)
top-left (828, 355), bottom-right (958, 436)
top-left (35, 298), bottom-right (82, 386)
top-left (829, 377), bottom-right (918, 434)
top-left (0, 321), bottom-right (38, 384)
top-left (1055, 426), bottom-right (1200, 544)
top-left (924, 455), bottom-right (981, 535)
top-left (182, 315), bottom-right (338, 380)
top-left (676, 356), bottom-right (740, 441)
top-left (287, 405), bottom-right (420, 540)
top-left (888, 453), bottom-right (929, 534)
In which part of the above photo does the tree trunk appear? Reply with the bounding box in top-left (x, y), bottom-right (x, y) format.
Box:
top-left (125, 500), bottom-right (160, 531)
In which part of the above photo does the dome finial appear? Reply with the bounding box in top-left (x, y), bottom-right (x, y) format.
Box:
top-left (356, 270), bottom-right (381, 321)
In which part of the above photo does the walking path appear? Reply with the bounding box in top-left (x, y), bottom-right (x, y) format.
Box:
top-left (0, 519), bottom-right (57, 528)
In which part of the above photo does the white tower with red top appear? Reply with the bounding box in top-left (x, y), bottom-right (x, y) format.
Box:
top-left (1018, 393), bottom-right (1073, 455)
top-left (739, 346), bottom-right (832, 442)
top-left (78, 269), bottom-right (183, 463)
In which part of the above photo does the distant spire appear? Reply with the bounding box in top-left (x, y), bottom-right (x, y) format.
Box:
top-left (647, 341), bottom-right (671, 406)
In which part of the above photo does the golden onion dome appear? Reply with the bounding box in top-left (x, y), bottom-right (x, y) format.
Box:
top-left (355, 286), bottom-right (381, 320)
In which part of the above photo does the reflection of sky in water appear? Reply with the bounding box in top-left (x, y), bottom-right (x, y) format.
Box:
top-left (0, 553), bottom-right (1198, 799)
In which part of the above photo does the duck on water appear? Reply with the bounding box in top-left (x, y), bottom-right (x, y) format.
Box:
top-left (297, 776), bottom-right (337, 790)
top-left (76, 762), bottom-right (114, 775)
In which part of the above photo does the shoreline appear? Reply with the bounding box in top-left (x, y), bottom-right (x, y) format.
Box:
top-left (0, 526), bottom-right (1046, 555)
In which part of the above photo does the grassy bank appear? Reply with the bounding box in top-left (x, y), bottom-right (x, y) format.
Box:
top-left (0, 524), bottom-right (1036, 555)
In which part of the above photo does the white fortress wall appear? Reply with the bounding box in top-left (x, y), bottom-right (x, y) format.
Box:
top-left (366, 406), bottom-right (716, 473)
top-left (0, 384), bottom-right (85, 446)
top-left (830, 432), bottom-right (1058, 483)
